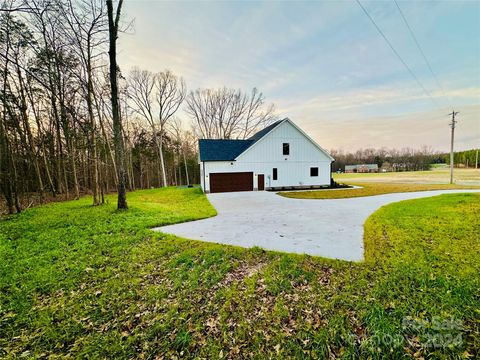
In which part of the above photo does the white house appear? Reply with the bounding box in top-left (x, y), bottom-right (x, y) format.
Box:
top-left (199, 118), bottom-right (334, 193)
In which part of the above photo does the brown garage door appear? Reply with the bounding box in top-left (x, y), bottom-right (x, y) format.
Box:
top-left (210, 172), bottom-right (253, 193)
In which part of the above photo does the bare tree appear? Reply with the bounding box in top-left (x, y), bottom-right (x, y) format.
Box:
top-left (155, 70), bottom-right (186, 186)
top-left (127, 68), bottom-right (186, 187)
top-left (107, 0), bottom-right (126, 209)
top-left (62, 0), bottom-right (107, 205)
top-left (169, 117), bottom-right (190, 186)
top-left (0, 11), bottom-right (20, 213)
top-left (0, 0), bottom-right (204, 214)
top-left (126, 69), bottom-right (158, 183)
top-left (185, 87), bottom-right (276, 140)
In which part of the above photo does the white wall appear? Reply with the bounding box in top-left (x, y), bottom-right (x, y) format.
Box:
top-left (201, 160), bottom-right (330, 192)
top-left (237, 120), bottom-right (332, 163)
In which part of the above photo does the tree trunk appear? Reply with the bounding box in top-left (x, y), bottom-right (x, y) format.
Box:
top-left (128, 145), bottom-right (135, 190)
top-left (94, 91), bottom-right (118, 187)
top-left (158, 132), bottom-right (167, 187)
top-left (145, 163), bottom-right (149, 188)
top-left (15, 68), bottom-right (45, 201)
top-left (183, 149), bottom-right (190, 186)
top-left (86, 58), bottom-right (100, 206)
top-left (173, 159), bottom-right (178, 186)
top-left (0, 108), bottom-right (16, 214)
top-left (0, 27), bottom-right (19, 213)
top-left (107, 0), bottom-right (127, 210)
top-left (139, 154), bottom-right (144, 189)
top-left (69, 140), bottom-right (80, 199)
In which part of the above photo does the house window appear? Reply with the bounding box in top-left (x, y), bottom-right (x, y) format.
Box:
top-left (283, 143), bottom-right (289, 155)
top-left (310, 167), bottom-right (319, 177)
top-left (273, 168), bottom-right (278, 180)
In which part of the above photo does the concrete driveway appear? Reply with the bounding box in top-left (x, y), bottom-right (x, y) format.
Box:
top-left (154, 189), bottom-right (479, 261)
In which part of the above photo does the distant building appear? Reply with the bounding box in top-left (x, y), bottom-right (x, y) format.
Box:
top-left (380, 161), bottom-right (392, 172)
top-left (345, 164), bottom-right (379, 173)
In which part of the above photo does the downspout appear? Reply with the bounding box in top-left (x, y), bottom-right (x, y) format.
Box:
top-left (203, 161), bottom-right (206, 193)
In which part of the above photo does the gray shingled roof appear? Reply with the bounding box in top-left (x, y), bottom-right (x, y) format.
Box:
top-left (198, 139), bottom-right (254, 161)
top-left (247, 119), bottom-right (283, 142)
top-left (199, 119), bottom-right (284, 161)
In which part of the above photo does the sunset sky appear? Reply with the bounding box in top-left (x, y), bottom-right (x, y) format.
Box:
top-left (118, 0), bottom-right (480, 152)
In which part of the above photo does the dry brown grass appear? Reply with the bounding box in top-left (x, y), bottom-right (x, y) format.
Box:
top-left (278, 182), bottom-right (480, 199)
top-left (333, 167), bottom-right (480, 186)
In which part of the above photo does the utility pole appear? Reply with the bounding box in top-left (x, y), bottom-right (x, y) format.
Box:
top-left (449, 111), bottom-right (459, 184)
top-left (476, 148), bottom-right (478, 169)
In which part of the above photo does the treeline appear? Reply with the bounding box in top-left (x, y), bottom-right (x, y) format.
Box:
top-left (0, 1), bottom-right (275, 214)
top-left (330, 147), bottom-right (445, 172)
top-left (444, 149), bottom-right (479, 168)
top-left (0, 2), bottom-right (196, 213)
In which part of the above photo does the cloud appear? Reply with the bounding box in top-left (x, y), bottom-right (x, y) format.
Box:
top-left (117, 1), bottom-right (480, 152)
top-left (297, 104), bottom-right (480, 152)
top-left (276, 85), bottom-right (480, 115)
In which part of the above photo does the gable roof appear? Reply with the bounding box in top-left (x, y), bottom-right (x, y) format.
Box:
top-left (198, 120), bottom-right (283, 161)
top-left (247, 119), bottom-right (283, 142)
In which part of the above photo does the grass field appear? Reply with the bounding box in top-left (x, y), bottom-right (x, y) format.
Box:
top-left (333, 167), bottom-right (480, 186)
top-left (280, 168), bottom-right (480, 199)
top-left (1, 188), bottom-right (479, 358)
top-left (279, 182), bottom-right (480, 199)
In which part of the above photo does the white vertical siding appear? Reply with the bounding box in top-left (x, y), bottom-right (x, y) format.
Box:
top-left (201, 160), bottom-right (330, 192)
top-left (237, 121), bottom-right (332, 163)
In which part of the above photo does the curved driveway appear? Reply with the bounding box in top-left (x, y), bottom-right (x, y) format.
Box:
top-left (154, 190), bottom-right (479, 261)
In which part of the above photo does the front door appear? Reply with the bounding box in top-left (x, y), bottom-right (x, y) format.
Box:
top-left (258, 174), bottom-right (265, 191)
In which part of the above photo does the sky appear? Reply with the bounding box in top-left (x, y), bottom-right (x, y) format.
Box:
top-left (118, 0), bottom-right (480, 152)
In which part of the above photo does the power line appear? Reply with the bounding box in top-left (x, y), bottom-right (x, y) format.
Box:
top-left (355, 0), bottom-right (441, 109)
top-left (393, 0), bottom-right (450, 105)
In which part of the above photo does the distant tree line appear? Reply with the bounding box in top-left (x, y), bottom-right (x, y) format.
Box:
top-left (0, 1), bottom-right (276, 214)
top-left (444, 148), bottom-right (479, 168)
top-left (330, 147), bottom-right (445, 172)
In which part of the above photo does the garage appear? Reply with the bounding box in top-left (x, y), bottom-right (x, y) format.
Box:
top-left (209, 172), bottom-right (253, 193)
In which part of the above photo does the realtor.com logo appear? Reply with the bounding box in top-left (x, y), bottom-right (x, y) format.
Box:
top-left (346, 316), bottom-right (463, 349)
top-left (401, 316), bottom-right (464, 349)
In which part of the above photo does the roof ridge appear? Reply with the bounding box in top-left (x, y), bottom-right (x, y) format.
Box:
top-left (247, 118), bottom-right (286, 142)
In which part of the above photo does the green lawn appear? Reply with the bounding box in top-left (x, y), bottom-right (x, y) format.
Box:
top-left (1, 188), bottom-right (479, 358)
